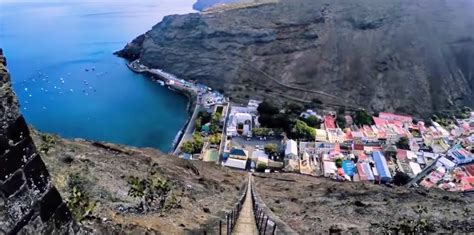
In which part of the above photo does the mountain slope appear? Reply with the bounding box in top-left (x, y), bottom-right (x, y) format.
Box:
top-left (118, 0), bottom-right (474, 117)
top-left (254, 173), bottom-right (474, 233)
top-left (33, 130), bottom-right (247, 233)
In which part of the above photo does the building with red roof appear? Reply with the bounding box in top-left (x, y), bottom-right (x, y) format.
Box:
top-left (379, 112), bottom-right (413, 124)
top-left (324, 115), bottom-right (336, 129)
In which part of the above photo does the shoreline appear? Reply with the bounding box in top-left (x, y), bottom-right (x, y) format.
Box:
top-left (127, 60), bottom-right (200, 154)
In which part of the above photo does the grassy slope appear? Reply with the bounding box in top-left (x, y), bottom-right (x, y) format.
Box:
top-left (32, 130), bottom-right (246, 234)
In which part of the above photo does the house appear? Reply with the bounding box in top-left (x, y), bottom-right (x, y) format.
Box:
top-left (300, 109), bottom-right (318, 119)
top-left (357, 162), bottom-right (375, 181)
top-left (285, 139), bottom-right (298, 159)
top-left (227, 112), bottom-right (253, 137)
top-left (378, 112), bottom-right (413, 126)
top-left (323, 161), bottom-right (338, 177)
top-left (345, 115), bottom-right (354, 126)
top-left (324, 115), bottom-right (336, 129)
top-left (437, 156), bottom-right (456, 170)
top-left (223, 158), bottom-right (248, 170)
top-left (229, 148), bottom-right (248, 160)
top-left (409, 162), bottom-right (422, 176)
top-left (351, 131), bottom-right (365, 143)
top-left (315, 129), bottom-right (328, 142)
top-left (373, 151), bottom-right (392, 183)
top-left (448, 145), bottom-right (472, 164)
top-left (253, 150), bottom-right (269, 165)
top-left (247, 100), bottom-right (262, 110)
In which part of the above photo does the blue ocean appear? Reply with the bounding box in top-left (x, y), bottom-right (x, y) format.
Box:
top-left (0, 0), bottom-right (197, 151)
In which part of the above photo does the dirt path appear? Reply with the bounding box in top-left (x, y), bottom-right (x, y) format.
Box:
top-left (233, 176), bottom-right (259, 235)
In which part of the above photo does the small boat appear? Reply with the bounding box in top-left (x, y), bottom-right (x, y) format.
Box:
top-left (157, 80), bottom-right (165, 86)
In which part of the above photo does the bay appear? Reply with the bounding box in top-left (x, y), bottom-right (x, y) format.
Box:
top-left (0, 0), bottom-right (197, 151)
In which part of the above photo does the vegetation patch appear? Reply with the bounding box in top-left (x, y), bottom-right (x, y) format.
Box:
top-left (126, 173), bottom-right (181, 213)
top-left (39, 133), bottom-right (58, 154)
top-left (66, 173), bottom-right (96, 222)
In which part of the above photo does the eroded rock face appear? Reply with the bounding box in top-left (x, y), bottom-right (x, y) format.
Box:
top-left (0, 49), bottom-right (74, 234)
top-left (118, 0), bottom-right (474, 117)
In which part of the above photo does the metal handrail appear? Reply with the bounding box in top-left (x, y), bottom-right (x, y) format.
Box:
top-left (250, 183), bottom-right (277, 235)
top-left (200, 179), bottom-right (248, 235)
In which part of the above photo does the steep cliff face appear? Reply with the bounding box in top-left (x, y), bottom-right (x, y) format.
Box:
top-left (118, 0), bottom-right (474, 117)
top-left (0, 50), bottom-right (74, 234)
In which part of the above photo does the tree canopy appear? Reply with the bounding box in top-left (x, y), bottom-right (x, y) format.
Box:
top-left (292, 120), bottom-right (316, 140)
top-left (264, 143), bottom-right (278, 156)
top-left (396, 137), bottom-right (410, 150)
top-left (303, 115), bottom-right (321, 128)
top-left (257, 100), bottom-right (280, 116)
top-left (354, 109), bottom-right (374, 126)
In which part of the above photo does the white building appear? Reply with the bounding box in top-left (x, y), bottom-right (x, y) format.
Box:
top-left (226, 112), bottom-right (253, 137)
top-left (315, 129), bottom-right (328, 142)
top-left (223, 158), bottom-right (247, 170)
top-left (285, 139), bottom-right (298, 158)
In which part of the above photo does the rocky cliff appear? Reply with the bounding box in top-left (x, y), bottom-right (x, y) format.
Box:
top-left (118, 0), bottom-right (474, 117)
top-left (0, 50), bottom-right (75, 234)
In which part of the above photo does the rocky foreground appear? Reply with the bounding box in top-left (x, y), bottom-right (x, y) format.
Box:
top-left (254, 173), bottom-right (474, 233)
top-left (118, 0), bottom-right (474, 117)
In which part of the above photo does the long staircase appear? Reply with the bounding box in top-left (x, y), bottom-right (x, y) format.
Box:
top-left (197, 174), bottom-right (295, 235)
top-left (232, 176), bottom-right (259, 234)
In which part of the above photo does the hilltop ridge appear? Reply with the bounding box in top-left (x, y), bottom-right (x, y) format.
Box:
top-left (118, 0), bottom-right (474, 117)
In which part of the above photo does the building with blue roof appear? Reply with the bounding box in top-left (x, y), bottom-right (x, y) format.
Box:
top-left (373, 151), bottom-right (392, 183)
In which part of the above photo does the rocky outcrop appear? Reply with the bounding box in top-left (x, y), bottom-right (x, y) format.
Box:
top-left (118, 0), bottom-right (474, 117)
top-left (0, 49), bottom-right (75, 234)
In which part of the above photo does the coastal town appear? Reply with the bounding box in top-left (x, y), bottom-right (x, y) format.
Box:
top-left (129, 60), bottom-right (474, 194)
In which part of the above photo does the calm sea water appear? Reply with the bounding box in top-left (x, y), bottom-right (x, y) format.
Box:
top-left (0, 0), bottom-right (196, 151)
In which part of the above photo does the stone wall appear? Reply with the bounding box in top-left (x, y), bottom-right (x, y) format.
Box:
top-left (0, 49), bottom-right (74, 234)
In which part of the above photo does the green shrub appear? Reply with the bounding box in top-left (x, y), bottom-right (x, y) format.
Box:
top-left (126, 174), bottom-right (178, 212)
top-left (39, 133), bottom-right (58, 154)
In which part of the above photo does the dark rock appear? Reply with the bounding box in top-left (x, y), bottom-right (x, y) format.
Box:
top-left (1, 171), bottom-right (25, 198)
top-left (354, 200), bottom-right (367, 207)
top-left (118, 0), bottom-right (474, 116)
top-left (39, 188), bottom-right (63, 222)
top-left (0, 51), bottom-right (75, 233)
top-left (23, 154), bottom-right (51, 196)
top-left (202, 207), bottom-right (210, 213)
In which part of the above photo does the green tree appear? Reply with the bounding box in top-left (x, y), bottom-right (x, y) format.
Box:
top-left (209, 112), bottom-right (222, 134)
top-left (286, 103), bottom-right (304, 115)
top-left (195, 117), bottom-right (202, 132)
top-left (209, 134), bottom-right (221, 145)
top-left (294, 120), bottom-right (316, 140)
top-left (197, 111), bottom-right (212, 124)
top-left (303, 116), bottom-right (321, 128)
top-left (354, 109), bottom-right (374, 126)
top-left (396, 137), bottom-right (410, 150)
top-left (336, 115), bottom-right (346, 128)
top-left (181, 141), bottom-right (195, 154)
top-left (193, 134), bottom-right (204, 152)
top-left (257, 100), bottom-right (279, 115)
top-left (264, 143), bottom-right (278, 156)
top-left (393, 171), bottom-right (411, 186)
top-left (256, 163), bottom-right (267, 172)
